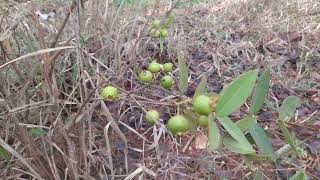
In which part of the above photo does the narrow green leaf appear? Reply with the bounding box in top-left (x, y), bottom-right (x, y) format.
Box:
top-left (279, 96), bottom-right (300, 121)
top-left (249, 123), bottom-right (275, 160)
top-left (193, 75), bottom-right (207, 102)
top-left (28, 128), bottom-right (46, 137)
top-left (177, 51), bottom-right (188, 95)
top-left (278, 119), bottom-right (299, 156)
top-left (250, 67), bottom-right (270, 115)
top-left (218, 117), bottom-right (255, 153)
top-left (223, 135), bottom-right (255, 154)
top-left (235, 116), bottom-right (257, 132)
top-left (216, 69), bottom-right (258, 117)
top-left (289, 171), bottom-right (309, 180)
top-left (253, 169), bottom-right (263, 180)
top-left (208, 115), bottom-right (220, 151)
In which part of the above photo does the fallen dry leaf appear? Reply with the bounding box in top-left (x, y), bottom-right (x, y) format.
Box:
top-left (194, 133), bottom-right (209, 150)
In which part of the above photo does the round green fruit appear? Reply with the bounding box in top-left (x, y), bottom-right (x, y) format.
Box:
top-left (150, 28), bottom-right (156, 36)
top-left (161, 75), bottom-right (173, 89)
top-left (198, 115), bottom-right (209, 127)
top-left (163, 62), bottom-right (173, 73)
top-left (167, 115), bottom-right (190, 135)
top-left (152, 19), bottom-right (160, 28)
top-left (145, 110), bottom-right (160, 125)
top-left (160, 29), bottom-right (168, 37)
top-left (154, 30), bottom-right (161, 37)
top-left (148, 61), bottom-right (161, 73)
top-left (102, 85), bottom-right (118, 101)
top-left (193, 95), bottom-right (212, 115)
top-left (139, 70), bottom-right (153, 83)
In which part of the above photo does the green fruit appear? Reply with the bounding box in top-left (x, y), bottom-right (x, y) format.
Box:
top-left (161, 75), bottom-right (173, 89)
top-left (139, 70), bottom-right (153, 83)
top-left (145, 110), bottom-right (160, 125)
top-left (163, 62), bottom-right (173, 73)
top-left (193, 95), bottom-right (212, 115)
top-left (102, 85), bottom-right (118, 101)
top-left (150, 28), bottom-right (157, 37)
top-left (198, 115), bottom-right (209, 127)
top-left (167, 115), bottom-right (190, 135)
top-left (152, 19), bottom-right (160, 28)
top-left (160, 29), bottom-right (168, 37)
top-left (148, 61), bottom-right (161, 73)
top-left (154, 30), bottom-right (161, 37)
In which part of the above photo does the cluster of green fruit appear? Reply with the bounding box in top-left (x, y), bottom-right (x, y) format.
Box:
top-left (101, 84), bottom-right (217, 136)
top-left (139, 61), bottom-right (174, 89)
top-left (144, 94), bottom-right (218, 136)
top-left (150, 19), bottom-right (168, 38)
top-left (101, 61), bottom-right (216, 136)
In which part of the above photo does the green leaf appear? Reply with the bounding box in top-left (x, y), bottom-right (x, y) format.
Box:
top-left (235, 116), bottom-right (257, 132)
top-left (177, 51), bottom-right (188, 95)
top-left (250, 67), bottom-right (270, 115)
top-left (253, 169), bottom-right (263, 180)
top-left (223, 135), bottom-right (254, 154)
top-left (289, 171), bottom-right (308, 180)
top-left (218, 117), bottom-right (255, 153)
top-left (192, 75), bottom-right (207, 102)
top-left (0, 146), bottom-right (10, 161)
top-left (278, 119), bottom-right (299, 157)
top-left (279, 96), bottom-right (300, 121)
top-left (249, 123), bottom-right (275, 161)
top-left (28, 128), bottom-right (46, 137)
top-left (216, 69), bottom-right (258, 117)
top-left (208, 115), bottom-right (220, 151)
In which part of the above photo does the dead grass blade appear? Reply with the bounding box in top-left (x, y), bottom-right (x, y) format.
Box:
top-left (0, 46), bottom-right (75, 70)
top-left (101, 100), bottom-right (129, 174)
top-left (104, 121), bottom-right (115, 179)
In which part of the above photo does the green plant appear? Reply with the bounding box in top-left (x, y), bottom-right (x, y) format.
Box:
top-left (163, 62), bottom-right (173, 73)
top-left (277, 96), bottom-right (302, 158)
top-left (145, 110), bottom-right (160, 125)
top-left (198, 115), bottom-right (208, 127)
top-left (148, 61), bottom-right (161, 73)
top-left (182, 67), bottom-right (273, 156)
top-left (102, 85), bottom-right (119, 101)
top-left (193, 95), bottom-right (212, 115)
top-left (139, 70), bottom-right (153, 83)
top-left (167, 115), bottom-right (190, 135)
top-left (149, 14), bottom-right (175, 53)
top-left (161, 75), bottom-right (173, 89)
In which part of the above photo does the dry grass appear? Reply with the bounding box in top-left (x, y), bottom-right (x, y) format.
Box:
top-left (0, 0), bottom-right (319, 179)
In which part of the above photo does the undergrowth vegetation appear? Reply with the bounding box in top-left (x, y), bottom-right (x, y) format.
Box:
top-left (0, 0), bottom-right (319, 179)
